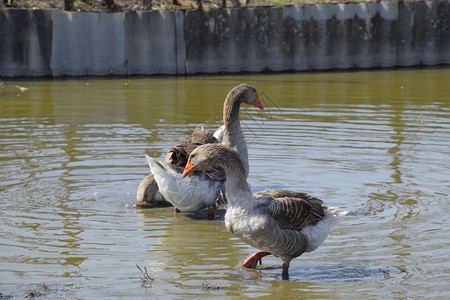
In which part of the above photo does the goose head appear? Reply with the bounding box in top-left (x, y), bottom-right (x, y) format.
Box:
top-left (229, 84), bottom-right (264, 110)
top-left (181, 144), bottom-right (244, 178)
top-left (136, 174), bottom-right (169, 207)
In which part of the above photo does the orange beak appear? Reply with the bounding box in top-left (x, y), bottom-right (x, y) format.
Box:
top-left (253, 96), bottom-right (264, 110)
top-left (182, 160), bottom-right (196, 178)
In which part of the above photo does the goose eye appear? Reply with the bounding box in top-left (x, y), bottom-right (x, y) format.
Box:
top-left (190, 154), bottom-right (196, 159)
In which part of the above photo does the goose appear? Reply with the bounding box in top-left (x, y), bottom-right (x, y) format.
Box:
top-left (140, 84), bottom-right (264, 215)
top-left (181, 143), bottom-right (348, 279)
top-left (136, 174), bottom-right (170, 208)
top-left (137, 128), bottom-right (220, 208)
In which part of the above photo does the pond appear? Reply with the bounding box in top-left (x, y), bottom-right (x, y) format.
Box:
top-left (0, 68), bottom-right (449, 298)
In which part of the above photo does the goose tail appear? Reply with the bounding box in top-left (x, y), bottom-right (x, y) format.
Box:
top-left (145, 154), bottom-right (166, 173)
top-left (326, 206), bottom-right (349, 225)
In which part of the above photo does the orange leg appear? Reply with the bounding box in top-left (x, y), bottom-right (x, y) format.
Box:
top-left (242, 251), bottom-right (271, 269)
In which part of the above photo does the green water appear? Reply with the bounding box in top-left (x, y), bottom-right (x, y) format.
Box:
top-left (1, 69), bottom-right (449, 298)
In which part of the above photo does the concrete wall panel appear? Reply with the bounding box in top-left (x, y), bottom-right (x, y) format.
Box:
top-left (50, 12), bottom-right (127, 76)
top-left (0, 9), bottom-right (52, 77)
top-left (397, 1), bottom-right (450, 66)
top-left (0, 1), bottom-right (448, 78)
top-left (125, 10), bottom-right (181, 75)
top-left (183, 4), bottom-right (401, 73)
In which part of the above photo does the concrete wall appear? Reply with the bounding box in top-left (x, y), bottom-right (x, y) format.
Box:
top-left (0, 9), bottom-right (53, 77)
top-left (0, 1), bottom-right (449, 78)
top-left (184, 4), bottom-right (399, 72)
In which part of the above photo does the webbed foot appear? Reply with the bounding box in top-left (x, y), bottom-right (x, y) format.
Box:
top-left (242, 251), bottom-right (271, 269)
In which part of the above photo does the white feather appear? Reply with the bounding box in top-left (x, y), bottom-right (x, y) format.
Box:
top-left (145, 154), bottom-right (223, 212)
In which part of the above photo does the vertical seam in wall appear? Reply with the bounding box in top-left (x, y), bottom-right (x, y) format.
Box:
top-left (174, 11), bottom-right (178, 75)
top-left (182, 11), bottom-right (188, 75)
top-left (184, 12), bottom-right (187, 75)
top-left (180, 10), bottom-right (187, 76)
top-left (50, 10), bottom-right (55, 77)
top-left (395, 1), bottom-right (400, 68)
top-left (174, 11), bottom-right (187, 75)
top-left (124, 12), bottom-right (129, 76)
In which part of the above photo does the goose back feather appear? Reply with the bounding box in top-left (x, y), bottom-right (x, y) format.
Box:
top-left (146, 154), bottom-right (224, 212)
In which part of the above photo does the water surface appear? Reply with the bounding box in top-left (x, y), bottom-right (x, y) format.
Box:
top-left (1, 69), bottom-right (449, 298)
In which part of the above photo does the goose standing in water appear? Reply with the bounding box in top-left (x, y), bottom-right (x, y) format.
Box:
top-left (182, 143), bottom-right (347, 279)
top-left (139, 84), bottom-right (264, 215)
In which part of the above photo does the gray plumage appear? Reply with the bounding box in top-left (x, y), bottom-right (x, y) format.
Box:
top-left (138, 84), bottom-right (263, 212)
top-left (183, 143), bottom-right (347, 278)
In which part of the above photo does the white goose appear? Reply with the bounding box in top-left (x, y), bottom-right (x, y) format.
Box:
top-left (182, 143), bottom-right (347, 279)
top-left (140, 84), bottom-right (264, 215)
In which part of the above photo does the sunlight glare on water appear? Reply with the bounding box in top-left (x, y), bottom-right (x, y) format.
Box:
top-left (0, 69), bottom-right (449, 298)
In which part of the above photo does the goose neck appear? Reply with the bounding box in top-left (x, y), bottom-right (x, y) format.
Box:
top-left (222, 163), bottom-right (252, 205)
top-left (223, 94), bottom-right (242, 130)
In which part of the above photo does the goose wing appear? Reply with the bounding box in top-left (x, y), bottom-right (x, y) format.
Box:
top-left (255, 190), bottom-right (325, 231)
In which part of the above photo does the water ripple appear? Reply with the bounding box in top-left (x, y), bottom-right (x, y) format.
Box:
top-left (1, 70), bottom-right (449, 299)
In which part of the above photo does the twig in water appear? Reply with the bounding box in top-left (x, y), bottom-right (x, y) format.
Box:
top-left (201, 276), bottom-right (220, 291)
top-left (25, 282), bottom-right (49, 299)
top-left (0, 291), bottom-right (13, 299)
top-left (136, 264), bottom-right (153, 286)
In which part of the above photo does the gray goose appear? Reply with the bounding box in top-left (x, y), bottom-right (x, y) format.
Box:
top-left (182, 143), bottom-right (347, 279)
top-left (139, 84), bottom-right (264, 215)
